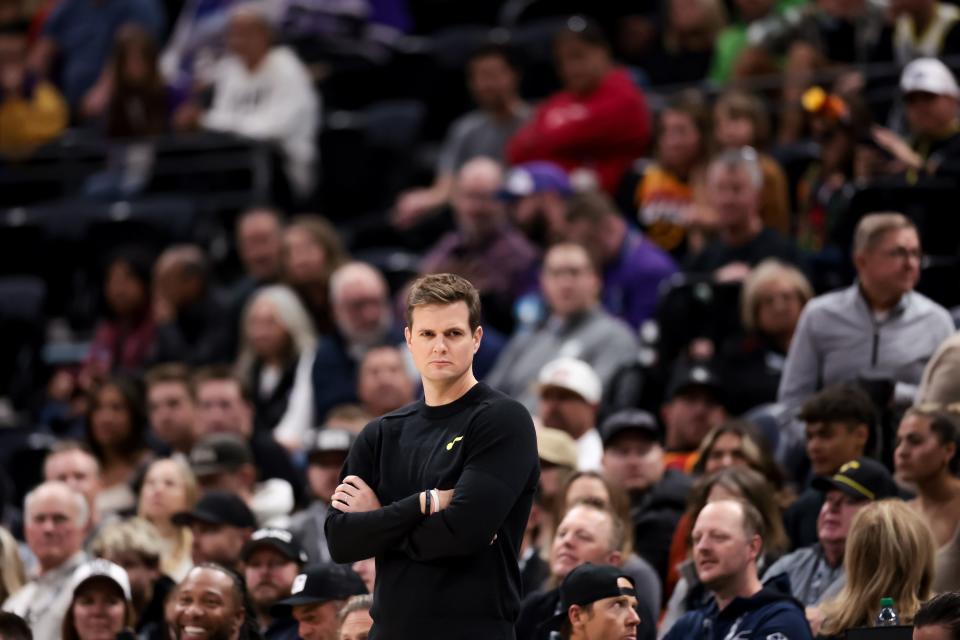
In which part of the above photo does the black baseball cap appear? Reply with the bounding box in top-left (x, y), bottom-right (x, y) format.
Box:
top-left (548, 564), bottom-right (636, 630)
top-left (600, 409), bottom-right (661, 447)
top-left (666, 360), bottom-right (721, 401)
top-left (812, 457), bottom-right (899, 502)
top-left (241, 528), bottom-right (308, 564)
top-left (274, 564), bottom-right (367, 608)
top-left (189, 433), bottom-right (254, 477)
top-left (171, 491), bottom-right (257, 529)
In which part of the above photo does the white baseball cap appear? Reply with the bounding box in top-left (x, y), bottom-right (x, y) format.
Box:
top-left (901, 58), bottom-right (960, 98)
top-left (70, 559), bottom-right (132, 602)
top-left (537, 357), bottom-right (602, 404)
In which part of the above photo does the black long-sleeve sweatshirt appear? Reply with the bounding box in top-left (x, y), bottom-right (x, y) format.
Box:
top-left (325, 382), bottom-right (539, 639)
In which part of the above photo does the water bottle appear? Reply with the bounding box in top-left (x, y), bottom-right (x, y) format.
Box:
top-left (876, 597), bottom-right (899, 626)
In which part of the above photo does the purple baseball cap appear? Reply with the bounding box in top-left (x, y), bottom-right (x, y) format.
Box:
top-left (500, 161), bottom-right (573, 200)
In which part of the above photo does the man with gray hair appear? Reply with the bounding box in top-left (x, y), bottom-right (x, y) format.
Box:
top-left (779, 212), bottom-right (954, 411)
top-left (311, 262), bottom-right (401, 424)
top-left (687, 148), bottom-right (803, 279)
top-left (3, 481), bottom-right (90, 639)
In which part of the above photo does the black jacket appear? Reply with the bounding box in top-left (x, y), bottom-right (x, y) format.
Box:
top-left (630, 469), bottom-right (693, 586)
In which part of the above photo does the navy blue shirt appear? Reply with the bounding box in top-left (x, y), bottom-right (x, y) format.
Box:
top-left (44, 0), bottom-right (164, 106)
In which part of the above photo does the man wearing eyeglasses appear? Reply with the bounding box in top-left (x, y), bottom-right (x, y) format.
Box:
top-left (779, 212), bottom-right (954, 412)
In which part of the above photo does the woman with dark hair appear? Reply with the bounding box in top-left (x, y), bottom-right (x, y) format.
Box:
top-left (61, 559), bottom-right (137, 640)
top-left (282, 214), bottom-right (349, 334)
top-left (84, 247), bottom-right (156, 379)
top-left (86, 376), bottom-right (154, 516)
top-left (105, 24), bottom-right (171, 139)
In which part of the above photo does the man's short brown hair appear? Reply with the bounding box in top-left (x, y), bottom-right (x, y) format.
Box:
top-left (191, 365), bottom-right (252, 404)
top-left (405, 273), bottom-right (482, 331)
top-left (145, 363), bottom-right (194, 398)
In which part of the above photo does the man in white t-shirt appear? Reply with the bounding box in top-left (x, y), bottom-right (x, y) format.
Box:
top-left (198, 4), bottom-right (319, 199)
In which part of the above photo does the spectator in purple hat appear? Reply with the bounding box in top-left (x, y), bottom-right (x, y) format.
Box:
top-left (501, 161), bottom-right (574, 250)
top-left (393, 43), bottom-right (530, 229)
top-left (563, 190), bottom-right (677, 329)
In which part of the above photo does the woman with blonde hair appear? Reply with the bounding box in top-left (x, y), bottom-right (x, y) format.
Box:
top-left (815, 500), bottom-right (936, 637)
top-left (235, 284), bottom-right (317, 450)
top-left (136, 457), bottom-right (198, 581)
top-left (715, 259), bottom-right (813, 414)
top-left (0, 526), bottom-right (25, 604)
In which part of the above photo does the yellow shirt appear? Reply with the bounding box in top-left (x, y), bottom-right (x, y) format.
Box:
top-left (0, 81), bottom-right (68, 157)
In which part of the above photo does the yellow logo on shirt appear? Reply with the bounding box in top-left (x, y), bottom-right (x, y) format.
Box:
top-left (446, 436), bottom-right (464, 451)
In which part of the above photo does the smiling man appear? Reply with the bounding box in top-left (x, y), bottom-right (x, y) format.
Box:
top-left (662, 500), bottom-right (813, 640)
top-left (549, 564), bottom-right (640, 640)
top-left (324, 273), bottom-right (539, 638)
top-left (172, 564), bottom-right (246, 640)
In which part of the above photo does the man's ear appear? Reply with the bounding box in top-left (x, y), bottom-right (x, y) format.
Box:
top-left (568, 604), bottom-right (585, 628)
top-left (607, 550), bottom-right (623, 567)
top-left (473, 326), bottom-right (483, 353)
top-left (748, 534), bottom-right (763, 563)
top-left (404, 326), bottom-right (412, 347)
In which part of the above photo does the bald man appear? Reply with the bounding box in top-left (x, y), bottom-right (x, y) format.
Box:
top-left (420, 156), bottom-right (539, 334)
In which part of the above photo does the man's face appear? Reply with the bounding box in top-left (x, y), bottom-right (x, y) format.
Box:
top-left (191, 521), bottom-right (249, 568)
top-left (854, 227), bottom-right (921, 303)
top-left (817, 489), bottom-right (867, 545)
top-left (245, 547), bottom-right (299, 611)
top-left (451, 164), bottom-right (505, 242)
top-left (805, 421), bottom-right (867, 477)
top-left (339, 609), bottom-right (373, 640)
top-left (357, 347), bottom-right (413, 415)
top-left (661, 387), bottom-right (725, 451)
top-left (539, 387), bottom-right (596, 439)
top-left (541, 245), bottom-right (600, 317)
top-left (691, 502), bottom-right (759, 593)
top-left (44, 450), bottom-right (101, 513)
top-left (602, 432), bottom-right (664, 492)
top-left (196, 381), bottom-right (252, 439)
top-left (571, 577), bottom-right (640, 640)
top-left (511, 192), bottom-right (568, 247)
top-left (173, 567), bottom-right (243, 640)
top-left (550, 505), bottom-right (618, 579)
top-left (658, 110), bottom-right (701, 174)
top-left (307, 451), bottom-right (348, 503)
top-left (226, 14), bottom-right (270, 68)
top-left (896, 413), bottom-right (953, 483)
top-left (293, 601), bottom-right (341, 640)
top-left (25, 487), bottom-right (85, 571)
top-left (148, 381), bottom-right (196, 452)
top-left (467, 54), bottom-right (517, 111)
top-left (237, 211), bottom-right (283, 282)
top-left (905, 91), bottom-right (959, 137)
top-left (333, 278), bottom-right (390, 346)
top-left (554, 36), bottom-right (608, 96)
top-left (706, 164), bottom-right (759, 231)
top-left (404, 302), bottom-right (480, 387)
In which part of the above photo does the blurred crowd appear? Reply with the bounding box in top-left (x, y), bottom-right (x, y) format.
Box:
top-left (4, 0), bottom-right (960, 638)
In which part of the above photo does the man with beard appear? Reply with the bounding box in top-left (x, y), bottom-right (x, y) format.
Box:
top-left (356, 346), bottom-right (415, 418)
top-left (500, 161), bottom-right (573, 250)
top-left (171, 564), bottom-right (250, 640)
top-left (662, 500), bottom-right (812, 639)
top-left (536, 357), bottom-right (604, 471)
top-left (242, 528), bottom-right (307, 639)
top-left (311, 262), bottom-right (399, 424)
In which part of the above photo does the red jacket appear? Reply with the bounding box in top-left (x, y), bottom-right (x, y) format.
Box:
top-left (507, 68), bottom-right (651, 193)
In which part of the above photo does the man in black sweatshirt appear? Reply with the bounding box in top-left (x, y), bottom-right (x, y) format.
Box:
top-left (325, 273), bottom-right (540, 639)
